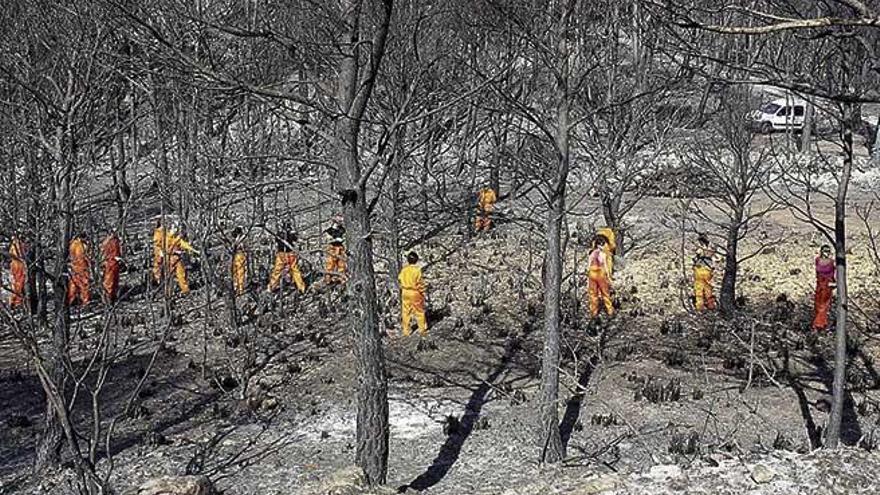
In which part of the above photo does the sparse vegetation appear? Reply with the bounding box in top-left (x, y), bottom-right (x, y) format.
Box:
top-left (0, 0), bottom-right (879, 494)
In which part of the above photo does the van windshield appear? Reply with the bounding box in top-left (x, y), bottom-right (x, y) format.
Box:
top-left (761, 103), bottom-right (781, 114)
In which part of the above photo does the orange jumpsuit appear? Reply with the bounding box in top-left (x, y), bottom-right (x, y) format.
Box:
top-left (268, 252), bottom-right (305, 293)
top-left (324, 224), bottom-right (346, 284)
top-left (101, 234), bottom-right (121, 303)
top-left (812, 257), bottom-right (835, 331)
top-left (587, 247), bottom-right (614, 317)
top-left (8, 237), bottom-right (26, 307)
top-left (66, 238), bottom-right (91, 306)
top-left (232, 249), bottom-right (247, 295)
top-left (325, 245), bottom-right (346, 283)
top-left (156, 230), bottom-right (195, 294)
top-left (693, 247), bottom-right (716, 311)
top-left (399, 263), bottom-right (427, 336)
top-left (475, 188), bottom-right (498, 231)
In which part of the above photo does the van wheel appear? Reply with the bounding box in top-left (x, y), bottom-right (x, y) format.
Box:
top-left (761, 122), bottom-right (773, 134)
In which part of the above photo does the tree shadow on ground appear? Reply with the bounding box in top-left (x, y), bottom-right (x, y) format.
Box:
top-left (401, 342), bottom-right (519, 492)
top-left (789, 350), bottom-right (863, 448)
top-left (788, 377), bottom-right (825, 449)
top-left (559, 355), bottom-right (598, 450)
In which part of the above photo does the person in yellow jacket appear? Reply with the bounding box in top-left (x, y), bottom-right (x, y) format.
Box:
top-left (398, 251), bottom-right (427, 337)
top-left (475, 187), bottom-right (498, 231)
top-left (229, 226), bottom-right (248, 296)
top-left (66, 235), bottom-right (91, 306)
top-left (587, 235), bottom-right (614, 318)
top-left (693, 233), bottom-right (717, 311)
top-left (267, 225), bottom-right (306, 293)
top-left (155, 223), bottom-right (197, 295)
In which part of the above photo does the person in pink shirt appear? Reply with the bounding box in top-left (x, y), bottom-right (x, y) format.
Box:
top-left (812, 245), bottom-right (836, 332)
top-left (587, 235), bottom-right (614, 318)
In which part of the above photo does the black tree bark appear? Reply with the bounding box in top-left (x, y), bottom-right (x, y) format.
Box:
top-left (826, 102), bottom-right (854, 448)
top-left (538, 0), bottom-right (574, 463)
top-left (719, 207), bottom-right (743, 314)
top-left (333, 0), bottom-right (393, 484)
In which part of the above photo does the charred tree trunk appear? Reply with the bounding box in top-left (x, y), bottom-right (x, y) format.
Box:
top-left (601, 190), bottom-right (624, 256)
top-left (539, 186), bottom-right (566, 463)
top-left (112, 88), bottom-right (132, 232)
top-left (871, 115), bottom-right (879, 165)
top-left (386, 127), bottom-right (404, 293)
top-left (341, 174), bottom-right (388, 484)
top-left (36, 122), bottom-right (74, 472)
top-left (826, 102), bottom-right (854, 449)
top-left (719, 207), bottom-right (743, 315)
top-left (421, 121), bottom-right (435, 223)
top-left (24, 151), bottom-right (46, 321)
top-left (800, 103), bottom-right (814, 154)
top-left (334, 0), bottom-right (393, 484)
top-left (539, 1), bottom-right (573, 464)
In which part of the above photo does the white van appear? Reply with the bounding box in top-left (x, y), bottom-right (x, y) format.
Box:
top-left (750, 98), bottom-right (807, 134)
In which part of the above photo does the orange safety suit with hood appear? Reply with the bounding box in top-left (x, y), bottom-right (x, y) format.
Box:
top-left (102, 233), bottom-right (122, 303)
top-left (66, 237), bottom-right (91, 306)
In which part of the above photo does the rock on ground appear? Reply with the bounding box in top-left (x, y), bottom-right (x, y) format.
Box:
top-left (122, 475), bottom-right (214, 495)
top-left (305, 466), bottom-right (397, 495)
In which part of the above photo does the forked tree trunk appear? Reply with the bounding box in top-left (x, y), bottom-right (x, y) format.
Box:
top-left (826, 102), bottom-right (854, 449)
top-left (333, 0), bottom-right (393, 484)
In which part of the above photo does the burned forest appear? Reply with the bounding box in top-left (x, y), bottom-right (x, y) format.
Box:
top-left (1, 1), bottom-right (880, 494)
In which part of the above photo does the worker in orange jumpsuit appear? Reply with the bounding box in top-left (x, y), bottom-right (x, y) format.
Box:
top-left (66, 235), bottom-right (91, 306)
top-left (474, 187), bottom-right (498, 231)
top-left (157, 225), bottom-right (197, 295)
top-left (399, 251), bottom-right (428, 337)
top-left (101, 232), bottom-right (122, 303)
top-left (152, 220), bottom-right (167, 285)
top-left (229, 226), bottom-right (248, 296)
top-left (267, 225), bottom-right (306, 293)
top-left (693, 233), bottom-right (717, 311)
top-left (812, 245), bottom-right (836, 332)
top-left (8, 236), bottom-right (27, 307)
top-left (587, 234), bottom-right (614, 318)
top-left (324, 216), bottom-right (346, 285)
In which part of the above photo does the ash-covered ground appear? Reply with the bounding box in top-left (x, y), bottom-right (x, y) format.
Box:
top-left (2, 192), bottom-right (880, 495)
